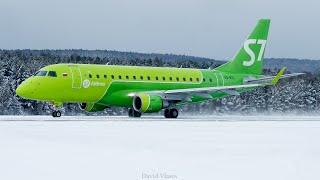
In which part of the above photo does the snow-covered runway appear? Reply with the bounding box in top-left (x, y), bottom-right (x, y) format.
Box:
top-left (0, 115), bottom-right (320, 180)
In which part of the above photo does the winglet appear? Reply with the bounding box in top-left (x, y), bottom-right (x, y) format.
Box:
top-left (271, 67), bottom-right (286, 85)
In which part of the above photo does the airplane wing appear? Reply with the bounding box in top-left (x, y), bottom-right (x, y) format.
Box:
top-left (244, 72), bottom-right (304, 85)
top-left (133, 67), bottom-right (304, 102)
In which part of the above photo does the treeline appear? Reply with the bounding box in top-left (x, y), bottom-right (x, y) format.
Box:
top-left (0, 49), bottom-right (319, 115)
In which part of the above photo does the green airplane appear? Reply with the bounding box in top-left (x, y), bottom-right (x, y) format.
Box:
top-left (16, 19), bottom-right (302, 118)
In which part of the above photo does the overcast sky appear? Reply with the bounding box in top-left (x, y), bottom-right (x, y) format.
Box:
top-left (0, 0), bottom-right (319, 60)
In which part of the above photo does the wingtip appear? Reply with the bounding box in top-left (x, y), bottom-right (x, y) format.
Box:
top-left (271, 67), bottom-right (286, 85)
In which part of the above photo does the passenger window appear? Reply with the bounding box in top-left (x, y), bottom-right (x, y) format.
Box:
top-left (176, 77), bottom-right (179, 81)
top-left (133, 76), bottom-right (136, 80)
top-left (196, 78), bottom-right (200, 82)
top-left (203, 78), bottom-right (206, 82)
top-left (183, 77), bottom-right (186, 81)
top-left (104, 75), bottom-right (107, 79)
top-left (119, 75), bottom-right (122, 79)
top-left (111, 75), bottom-right (114, 79)
top-left (190, 77), bottom-right (193, 82)
top-left (209, 78), bottom-right (212, 82)
top-left (35, 71), bottom-right (47, 76)
top-left (162, 77), bottom-right (165, 81)
top-left (48, 71), bottom-right (57, 77)
top-left (169, 77), bottom-right (173, 81)
top-left (126, 75), bottom-right (129, 80)
top-left (89, 74), bottom-right (92, 78)
top-left (96, 74), bottom-right (100, 79)
top-left (155, 76), bottom-right (159, 80)
top-left (147, 76), bottom-right (150, 80)
top-left (140, 76), bottom-right (143, 80)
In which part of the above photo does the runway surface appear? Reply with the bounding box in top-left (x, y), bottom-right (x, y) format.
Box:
top-left (0, 115), bottom-right (320, 180)
top-left (1, 115), bottom-right (320, 121)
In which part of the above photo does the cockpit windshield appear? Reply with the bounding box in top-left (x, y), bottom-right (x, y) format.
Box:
top-left (48, 71), bottom-right (57, 77)
top-left (34, 71), bottom-right (47, 76)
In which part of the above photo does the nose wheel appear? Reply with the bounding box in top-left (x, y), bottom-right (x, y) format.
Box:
top-left (164, 108), bottom-right (178, 118)
top-left (52, 110), bottom-right (62, 118)
top-left (49, 102), bottom-right (63, 118)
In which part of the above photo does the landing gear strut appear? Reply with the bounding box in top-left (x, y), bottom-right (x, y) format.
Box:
top-left (164, 108), bottom-right (178, 118)
top-left (49, 103), bottom-right (63, 118)
top-left (128, 108), bottom-right (141, 118)
top-left (52, 110), bottom-right (61, 118)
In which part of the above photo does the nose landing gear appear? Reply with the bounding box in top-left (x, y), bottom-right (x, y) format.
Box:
top-left (52, 110), bottom-right (62, 117)
top-left (49, 102), bottom-right (63, 118)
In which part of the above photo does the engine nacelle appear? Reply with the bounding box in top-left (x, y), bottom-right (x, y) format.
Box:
top-left (79, 102), bottom-right (107, 112)
top-left (133, 94), bottom-right (168, 113)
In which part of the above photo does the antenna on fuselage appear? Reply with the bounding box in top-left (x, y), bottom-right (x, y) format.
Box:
top-left (106, 62), bottom-right (110, 65)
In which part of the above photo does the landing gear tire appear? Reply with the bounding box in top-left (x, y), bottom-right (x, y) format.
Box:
top-left (52, 110), bottom-right (61, 118)
top-left (128, 108), bottom-right (141, 118)
top-left (164, 109), bottom-right (171, 118)
top-left (164, 108), bottom-right (178, 119)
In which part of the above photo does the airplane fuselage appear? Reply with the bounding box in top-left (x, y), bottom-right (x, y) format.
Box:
top-left (16, 63), bottom-right (256, 111)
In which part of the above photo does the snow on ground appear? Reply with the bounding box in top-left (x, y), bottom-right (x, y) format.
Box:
top-left (0, 116), bottom-right (320, 180)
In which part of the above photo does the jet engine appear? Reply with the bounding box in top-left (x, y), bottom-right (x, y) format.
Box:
top-left (133, 94), bottom-right (169, 113)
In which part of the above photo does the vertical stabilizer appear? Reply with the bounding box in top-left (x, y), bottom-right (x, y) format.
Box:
top-left (216, 19), bottom-right (270, 75)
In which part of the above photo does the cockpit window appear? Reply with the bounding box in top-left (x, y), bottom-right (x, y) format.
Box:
top-left (48, 71), bottom-right (57, 77)
top-left (35, 71), bottom-right (47, 76)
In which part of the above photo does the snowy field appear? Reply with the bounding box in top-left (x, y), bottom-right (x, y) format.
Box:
top-left (0, 116), bottom-right (320, 180)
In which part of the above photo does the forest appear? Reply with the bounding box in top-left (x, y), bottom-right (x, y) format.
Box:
top-left (0, 49), bottom-right (319, 115)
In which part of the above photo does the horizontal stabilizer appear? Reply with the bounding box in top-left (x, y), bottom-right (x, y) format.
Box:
top-left (244, 69), bottom-right (304, 85)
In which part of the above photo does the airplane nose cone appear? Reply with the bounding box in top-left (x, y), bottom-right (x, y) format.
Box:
top-left (16, 81), bottom-right (33, 98)
top-left (16, 84), bottom-right (25, 97)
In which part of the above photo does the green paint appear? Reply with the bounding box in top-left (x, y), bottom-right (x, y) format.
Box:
top-left (16, 19), bottom-right (280, 115)
top-left (216, 19), bottom-right (270, 75)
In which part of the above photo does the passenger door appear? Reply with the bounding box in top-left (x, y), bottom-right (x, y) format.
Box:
top-left (68, 65), bottom-right (82, 88)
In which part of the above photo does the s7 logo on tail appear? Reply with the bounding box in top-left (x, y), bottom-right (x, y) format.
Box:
top-left (243, 39), bottom-right (267, 66)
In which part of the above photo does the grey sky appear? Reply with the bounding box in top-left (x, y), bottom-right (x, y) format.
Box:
top-left (0, 0), bottom-right (319, 60)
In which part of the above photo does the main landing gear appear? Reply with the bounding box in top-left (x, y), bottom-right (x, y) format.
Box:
top-left (127, 108), bottom-right (179, 118)
top-left (164, 108), bottom-right (178, 118)
top-left (128, 108), bottom-right (141, 118)
top-left (52, 110), bottom-right (62, 118)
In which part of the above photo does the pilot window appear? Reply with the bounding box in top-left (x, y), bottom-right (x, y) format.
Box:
top-left (48, 71), bottom-right (57, 77)
top-left (35, 71), bottom-right (47, 76)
